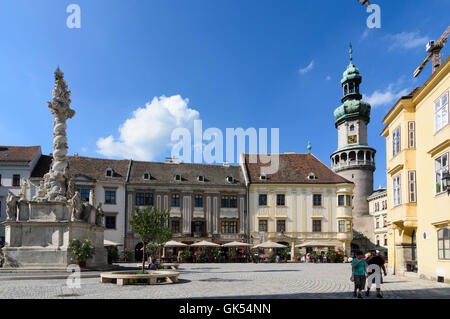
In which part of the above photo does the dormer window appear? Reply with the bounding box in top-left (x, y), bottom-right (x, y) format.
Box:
top-left (106, 168), bottom-right (113, 177)
top-left (350, 124), bottom-right (355, 131)
top-left (175, 174), bottom-right (181, 181)
top-left (226, 176), bottom-right (234, 183)
top-left (143, 172), bottom-right (150, 180)
top-left (260, 174), bottom-right (267, 180)
top-left (307, 172), bottom-right (317, 180)
top-left (197, 175), bottom-right (204, 182)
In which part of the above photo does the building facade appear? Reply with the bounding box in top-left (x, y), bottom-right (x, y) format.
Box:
top-left (330, 48), bottom-right (376, 253)
top-left (30, 155), bottom-right (130, 250)
top-left (0, 146), bottom-right (42, 242)
top-left (125, 159), bottom-right (247, 261)
top-left (243, 153), bottom-right (354, 258)
top-left (367, 188), bottom-right (388, 256)
top-left (381, 56), bottom-right (450, 283)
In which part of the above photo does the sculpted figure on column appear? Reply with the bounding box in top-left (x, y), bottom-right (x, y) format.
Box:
top-left (33, 67), bottom-right (75, 202)
top-left (6, 192), bottom-right (18, 221)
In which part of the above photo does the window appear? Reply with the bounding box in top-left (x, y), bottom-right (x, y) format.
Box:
top-left (106, 168), bottom-right (113, 177)
top-left (392, 126), bottom-right (401, 156)
top-left (349, 124), bottom-right (355, 131)
top-left (229, 196), bottom-right (237, 208)
top-left (435, 91), bottom-right (449, 132)
top-left (408, 171), bottom-right (417, 203)
top-left (171, 194), bottom-right (180, 207)
top-left (105, 215), bottom-right (116, 229)
top-left (259, 219), bottom-right (268, 232)
top-left (437, 228), bottom-right (450, 260)
top-left (313, 220), bottom-right (322, 232)
top-left (197, 175), bottom-right (204, 182)
top-left (171, 220), bottom-right (180, 233)
top-left (313, 194), bottom-right (322, 207)
top-left (376, 218), bottom-right (380, 229)
top-left (393, 174), bottom-right (402, 206)
top-left (136, 193), bottom-right (153, 206)
top-left (259, 194), bottom-right (267, 206)
top-left (384, 236), bottom-right (388, 246)
top-left (77, 188), bottom-right (91, 202)
top-left (346, 195), bottom-right (352, 207)
top-left (376, 236), bottom-right (380, 247)
top-left (408, 121), bottom-right (415, 148)
top-left (226, 176), bottom-right (234, 183)
top-left (194, 195), bottom-right (203, 208)
top-left (12, 174), bottom-right (20, 187)
top-left (276, 194), bottom-right (285, 206)
top-left (338, 220), bottom-right (345, 232)
top-left (276, 220), bottom-right (286, 233)
top-left (174, 174), bottom-right (181, 181)
top-left (375, 202), bottom-right (379, 212)
top-left (338, 195), bottom-right (345, 206)
top-left (383, 217), bottom-right (387, 227)
top-left (221, 221), bottom-right (237, 234)
top-left (435, 153), bottom-right (449, 194)
top-left (143, 172), bottom-right (150, 180)
top-left (105, 190), bottom-right (116, 204)
top-left (221, 196), bottom-right (229, 208)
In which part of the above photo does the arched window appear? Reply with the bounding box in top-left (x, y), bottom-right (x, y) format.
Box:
top-left (350, 124), bottom-right (355, 131)
top-left (349, 151), bottom-right (356, 161)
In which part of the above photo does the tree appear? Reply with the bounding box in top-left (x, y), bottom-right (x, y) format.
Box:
top-left (129, 206), bottom-right (172, 272)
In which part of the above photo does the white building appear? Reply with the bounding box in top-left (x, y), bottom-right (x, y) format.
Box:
top-left (0, 146), bottom-right (41, 242)
top-left (368, 188), bottom-right (388, 256)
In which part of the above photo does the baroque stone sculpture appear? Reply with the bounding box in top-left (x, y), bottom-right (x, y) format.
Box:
top-left (6, 192), bottom-right (17, 221)
top-left (33, 67), bottom-right (75, 202)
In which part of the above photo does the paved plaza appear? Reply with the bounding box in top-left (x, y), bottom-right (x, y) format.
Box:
top-left (0, 263), bottom-right (449, 299)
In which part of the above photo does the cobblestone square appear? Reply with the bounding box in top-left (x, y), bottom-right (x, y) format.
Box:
top-left (0, 263), bottom-right (449, 299)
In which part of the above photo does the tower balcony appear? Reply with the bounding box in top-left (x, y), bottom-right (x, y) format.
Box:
top-left (330, 148), bottom-right (376, 172)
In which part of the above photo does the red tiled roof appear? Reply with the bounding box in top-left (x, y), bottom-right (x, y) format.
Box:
top-left (31, 155), bottom-right (130, 182)
top-left (0, 146), bottom-right (41, 163)
top-left (244, 153), bottom-right (351, 184)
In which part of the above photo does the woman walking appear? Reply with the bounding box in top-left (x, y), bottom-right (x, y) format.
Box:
top-left (351, 251), bottom-right (368, 298)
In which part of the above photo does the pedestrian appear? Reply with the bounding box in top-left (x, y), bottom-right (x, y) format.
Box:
top-left (275, 254), bottom-right (280, 263)
top-left (351, 251), bottom-right (368, 298)
top-left (366, 250), bottom-right (387, 298)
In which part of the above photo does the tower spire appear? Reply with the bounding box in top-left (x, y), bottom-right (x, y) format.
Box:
top-left (349, 43), bottom-right (353, 63)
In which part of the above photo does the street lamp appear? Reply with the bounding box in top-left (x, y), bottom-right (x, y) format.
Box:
top-left (442, 171), bottom-right (450, 195)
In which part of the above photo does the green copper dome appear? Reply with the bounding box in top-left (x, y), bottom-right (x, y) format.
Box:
top-left (340, 62), bottom-right (361, 84)
top-left (334, 99), bottom-right (371, 123)
top-left (333, 44), bottom-right (371, 125)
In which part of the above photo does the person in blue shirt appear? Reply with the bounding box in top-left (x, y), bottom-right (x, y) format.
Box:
top-left (351, 251), bottom-right (368, 298)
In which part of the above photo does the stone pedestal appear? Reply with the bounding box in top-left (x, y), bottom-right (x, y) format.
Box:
top-left (2, 201), bottom-right (107, 269)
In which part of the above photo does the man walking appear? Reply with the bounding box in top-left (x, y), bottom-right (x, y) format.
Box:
top-left (366, 250), bottom-right (387, 298)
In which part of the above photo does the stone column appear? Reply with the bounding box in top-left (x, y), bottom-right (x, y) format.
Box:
top-left (182, 193), bottom-right (192, 234)
top-left (239, 195), bottom-right (245, 234)
top-left (206, 196), bottom-right (212, 234)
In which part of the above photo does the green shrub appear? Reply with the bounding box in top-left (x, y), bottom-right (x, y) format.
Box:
top-left (68, 239), bottom-right (95, 263)
top-left (121, 248), bottom-right (133, 262)
top-left (106, 246), bottom-right (119, 264)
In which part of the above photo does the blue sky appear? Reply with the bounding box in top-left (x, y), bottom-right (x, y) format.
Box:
top-left (0, 0), bottom-right (449, 189)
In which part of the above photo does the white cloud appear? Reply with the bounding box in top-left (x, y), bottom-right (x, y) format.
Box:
top-left (365, 82), bottom-right (410, 108)
top-left (325, 75), bottom-right (331, 81)
top-left (96, 95), bottom-right (200, 160)
top-left (298, 60), bottom-right (314, 74)
top-left (387, 32), bottom-right (429, 50)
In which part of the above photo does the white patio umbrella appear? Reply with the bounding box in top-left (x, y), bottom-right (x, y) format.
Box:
top-left (295, 241), bottom-right (339, 248)
top-left (222, 241), bottom-right (253, 247)
top-left (104, 239), bottom-right (123, 247)
top-left (164, 240), bottom-right (188, 247)
top-left (191, 240), bottom-right (220, 247)
top-left (252, 241), bottom-right (287, 249)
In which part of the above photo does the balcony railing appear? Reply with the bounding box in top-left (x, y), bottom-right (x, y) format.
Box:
top-left (333, 160), bottom-right (375, 171)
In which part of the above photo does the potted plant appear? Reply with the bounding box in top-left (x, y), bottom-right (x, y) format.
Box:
top-left (68, 239), bottom-right (95, 268)
top-left (106, 246), bottom-right (119, 264)
top-left (181, 248), bottom-right (192, 263)
top-left (310, 251), bottom-right (319, 263)
top-left (212, 247), bottom-right (223, 263)
top-left (121, 248), bottom-right (133, 262)
top-left (326, 249), bottom-right (336, 263)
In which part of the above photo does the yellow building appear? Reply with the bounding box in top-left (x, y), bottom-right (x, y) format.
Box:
top-left (381, 57), bottom-right (450, 283)
top-left (242, 153), bottom-right (354, 259)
